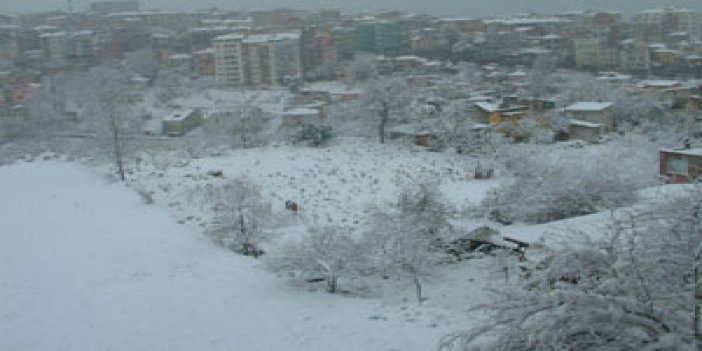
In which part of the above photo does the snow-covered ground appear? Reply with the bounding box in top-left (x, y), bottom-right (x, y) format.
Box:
top-left (0, 154), bottom-right (497, 351)
top-left (128, 138), bottom-right (496, 242)
top-left (4, 138), bottom-right (671, 350)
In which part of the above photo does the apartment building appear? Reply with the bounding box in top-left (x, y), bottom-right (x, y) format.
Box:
top-left (38, 31), bottom-right (67, 68)
top-left (213, 34), bottom-right (245, 86)
top-left (634, 7), bottom-right (699, 42)
top-left (216, 32), bottom-right (301, 87)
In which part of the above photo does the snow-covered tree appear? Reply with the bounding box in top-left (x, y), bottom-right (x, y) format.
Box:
top-left (266, 225), bottom-right (366, 293)
top-left (527, 54), bottom-right (557, 100)
top-left (362, 77), bottom-right (413, 143)
top-left (365, 182), bottom-right (454, 303)
top-left (205, 178), bottom-right (271, 257)
top-left (482, 137), bottom-right (657, 224)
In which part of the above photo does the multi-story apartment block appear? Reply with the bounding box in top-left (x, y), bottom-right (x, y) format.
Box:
top-left (242, 35), bottom-right (274, 85)
top-left (168, 53), bottom-right (192, 74)
top-left (193, 48), bottom-right (215, 75)
top-left (151, 33), bottom-right (172, 63)
top-left (634, 7), bottom-right (696, 43)
top-left (67, 31), bottom-right (95, 67)
top-left (213, 34), bottom-right (245, 86)
top-left (330, 27), bottom-right (356, 60)
top-left (356, 21), bottom-right (405, 55)
top-left (241, 33), bottom-right (301, 86)
top-left (0, 25), bottom-right (20, 63)
top-left (573, 38), bottom-right (600, 70)
top-left (38, 31), bottom-right (67, 68)
top-left (619, 39), bottom-right (650, 73)
top-left (691, 12), bottom-right (702, 42)
top-left (270, 33), bottom-right (302, 83)
top-left (189, 26), bottom-right (231, 52)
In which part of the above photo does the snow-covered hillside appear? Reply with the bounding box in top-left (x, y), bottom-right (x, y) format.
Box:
top-left (0, 159), bottom-right (495, 351)
top-left (128, 138), bottom-right (497, 240)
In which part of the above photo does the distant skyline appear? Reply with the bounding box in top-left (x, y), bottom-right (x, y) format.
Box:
top-left (2, 0), bottom-right (702, 17)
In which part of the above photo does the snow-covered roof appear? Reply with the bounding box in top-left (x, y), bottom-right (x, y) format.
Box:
top-left (299, 81), bottom-right (362, 95)
top-left (565, 102), bottom-right (613, 112)
top-left (660, 147), bottom-right (702, 157)
top-left (597, 72), bottom-right (632, 81)
top-left (570, 119), bottom-right (603, 128)
top-left (163, 109), bottom-right (196, 122)
top-left (637, 80), bottom-right (681, 89)
top-left (474, 101), bottom-right (499, 112)
top-left (282, 108), bottom-right (319, 116)
top-left (214, 33), bottom-right (244, 41)
top-left (169, 53), bottom-right (191, 60)
top-left (274, 32), bottom-right (300, 40)
top-left (640, 7), bottom-right (691, 14)
top-left (38, 32), bottom-right (66, 38)
top-left (483, 17), bottom-right (568, 25)
top-left (194, 48), bottom-right (215, 55)
top-left (507, 70), bottom-right (527, 77)
top-left (151, 33), bottom-right (170, 39)
top-left (243, 34), bottom-right (272, 44)
top-left (395, 55), bottom-right (428, 62)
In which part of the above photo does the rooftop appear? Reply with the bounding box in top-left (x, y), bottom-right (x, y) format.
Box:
top-left (660, 147), bottom-right (702, 157)
top-left (565, 102), bottom-right (613, 112)
top-left (570, 119), bottom-right (603, 128)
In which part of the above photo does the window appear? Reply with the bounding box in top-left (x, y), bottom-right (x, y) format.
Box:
top-left (667, 157), bottom-right (689, 175)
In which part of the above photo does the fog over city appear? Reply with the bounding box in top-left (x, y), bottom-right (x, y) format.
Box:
top-left (2, 0), bottom-right (701, 15)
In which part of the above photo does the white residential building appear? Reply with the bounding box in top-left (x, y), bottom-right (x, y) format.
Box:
top-left (270, 32), bottom-right (302, 84)
top-left (242, 32), bottom-right (301, 86)
top-left (215, 32), bottom-right (301, 87)
top-left (213, 34), bottom-right (245, 86)
top-left (243, 34), bottom-right (275, 86)
top-left (634, 7), bottom-right (701, 41)
top-left (38, 32), bottom-right (68, 68)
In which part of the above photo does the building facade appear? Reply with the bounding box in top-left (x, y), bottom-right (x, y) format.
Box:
top-left (213, 34), bottom-right (245, 86)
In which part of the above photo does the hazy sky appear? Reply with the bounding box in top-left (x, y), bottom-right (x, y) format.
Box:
top-left (2, 0), bottom-right (701, 17)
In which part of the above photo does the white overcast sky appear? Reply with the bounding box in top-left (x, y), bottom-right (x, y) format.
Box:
top-left (1, 0), bottom-right (701, 17)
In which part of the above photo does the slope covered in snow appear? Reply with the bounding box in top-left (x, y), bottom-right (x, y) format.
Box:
top-left (0, 160), bottom-right (482, 351)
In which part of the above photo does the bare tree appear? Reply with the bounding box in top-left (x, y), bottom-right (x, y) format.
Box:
top-left (266, 226), bottom-right (365, 293)
top-left (365, 182), bottom-right (454, 304)
top-left (363, 77), bottom-right (412, 144)
top-left (527, 53), bottom-right (557, 100)
top-left (205, 178), bottom-right (271, 257)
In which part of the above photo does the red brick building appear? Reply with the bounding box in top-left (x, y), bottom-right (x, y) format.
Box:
top-left (659, 147), bottom-right (702, 183)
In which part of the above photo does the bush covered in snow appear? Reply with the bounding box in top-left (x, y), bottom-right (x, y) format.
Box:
top-left (204, 178), bottom-right (271, 257)
top-left (443, 189), bottom-right (702, 351)
top-left (482, 138), bottom-right (658, 224)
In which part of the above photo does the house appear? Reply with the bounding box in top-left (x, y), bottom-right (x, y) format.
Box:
top-left (162, 109), bottom-right (202, 136)
top-left (565, 101), bottom-right (614, 131)
top-left (281, 107), bottom-right (322, 127)
top-left (569, 119), bottom-right (605, 142)
top-left (474, 101), bottom-right (528, 125)
top-left (388, 123), bottom-right (443, 147)
top-left (168, 53), bottom-right (192, 74)
top-left (659, 144), bottom-right (702, 183)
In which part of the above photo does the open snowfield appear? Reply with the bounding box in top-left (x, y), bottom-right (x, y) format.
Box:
top-left (2, 137), bottom-right (683, 350)
top-left (128, 138), bottom-right (497, 241)
top-left (0, 149), bottom-right (499, 351)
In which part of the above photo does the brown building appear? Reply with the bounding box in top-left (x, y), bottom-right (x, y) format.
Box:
top-left (659, 145), bottom-right (702, 183)
top-left (193, 48), bottom-right (215, 75)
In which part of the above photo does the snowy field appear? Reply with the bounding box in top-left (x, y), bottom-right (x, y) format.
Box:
top-left (0, 143), bottom-right (502, 351)
top-left (1, 137), bottom-right (685, 350)
top-left (127, 138), bottom-right (497, 242)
